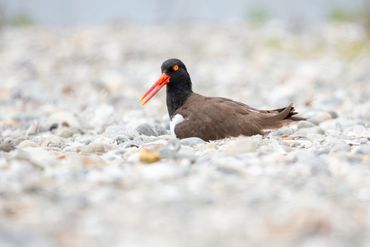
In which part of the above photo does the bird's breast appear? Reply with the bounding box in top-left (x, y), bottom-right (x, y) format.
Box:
top-left (170, 114), bottom-right (185, 136)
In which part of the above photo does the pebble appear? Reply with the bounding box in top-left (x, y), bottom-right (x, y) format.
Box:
top-left (18, 140), bottom-right (38, 148)
top-left (154, 125), bottom-right (168, 136)
top-left (161, 138), bottom-right (181, 156)
top-left (223, 135), bottom-right (262, 154)
top-left (180, 137), bottom-right (205, 146)
top-left (46, 111), bottom-right (81, 130)
top-left (78, 143), bottom-right (107, 155)
top-left (309, 111), bottom-right (338, 124)
top-left (297, 121), bottom-right (316, 129)
top-left (139, 148), bottom-right (161, 164)
top-left (41, 135), bottom-right (65, 148)
top-left (0, 140), bottom-right (15, 152)
top-left (26, 121), bottom-right (40, 135)
top-left (355, 144), bottom-right (370, 155)
top-left (56, 127), bottom-right (82, 138)
top-left (135, 123), bottom-right (157, 136)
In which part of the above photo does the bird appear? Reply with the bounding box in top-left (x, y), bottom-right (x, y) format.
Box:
top-left (140, 58), bottom-right (304, 141)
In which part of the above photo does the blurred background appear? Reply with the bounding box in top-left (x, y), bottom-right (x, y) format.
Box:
top-left (0, 0), bottom-right (369, 26)
top-left (1, 1), bottom-right (370, 247)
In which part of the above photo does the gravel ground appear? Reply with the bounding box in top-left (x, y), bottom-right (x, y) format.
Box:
top-left (0, 22), bottom-right (370, 247)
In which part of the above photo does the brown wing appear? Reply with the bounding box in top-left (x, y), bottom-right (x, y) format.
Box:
top-left (174, 94), bottom-right (303, 141)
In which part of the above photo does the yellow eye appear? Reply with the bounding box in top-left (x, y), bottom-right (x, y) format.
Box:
top-left (172, 65), bottom-right (179, 71)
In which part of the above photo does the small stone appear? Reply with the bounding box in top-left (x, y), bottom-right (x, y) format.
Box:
top-left (363, 155), bottom-right (370, 164)
top-left (139, 149), bottom-right (161, 164)
top-left (80, 155), bottom-right (107, 168)
top-left (271, 126), bottom-right (296, 136)
top-left (56, 127), bottom-right (82, 138)
top-left (154, 125), bottom-right (168, 136)
top-left (41, 135), bottom-right (65, 148)
top-left (166, 139), bottom-right (181, 152)
top-left (26, 121), bottom-right (40, 135)
top-left (47, 111), bottom-right (81, 130)
top-left (355, 144), bottom-right (370, 155)
top-left (0, 140), bottom-right (15, 152)
top-left (161, 139), bottom-right (181, 157)
top-left (121, 140), bottom-right (142, 148)
top-left (281, 135), bottom-right (295, 141)
top-left (135, 123), bottom-right (157, 136)
top-left (223, 135), bottom-right (262, 154)
top-left (297, 121), bottom-right (316, 129)
top-left (283, 139), bottom-right (313, 148)
top-left (79, 143), bottom-right (107, 155)
top-left (309, 111), bottom-right (338, 124)
top-left (328, 111), bottom-right (339, 119)
top-left (49, 123), bottom-right (58, 131)
top-left (180, 137), bottom-right (205, 146)
top-left (18, 140), bottom-right (38, 148)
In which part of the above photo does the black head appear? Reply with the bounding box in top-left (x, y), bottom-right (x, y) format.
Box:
top-left (141, 58), bottom-right (193, 117)
top-left (161, 58), bottom-right (187, 73)
top-left (161, 58), bottom-right (191, 89)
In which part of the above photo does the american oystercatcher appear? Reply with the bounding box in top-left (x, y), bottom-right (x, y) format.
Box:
top-left (141, 58), bottom-right (304, 141)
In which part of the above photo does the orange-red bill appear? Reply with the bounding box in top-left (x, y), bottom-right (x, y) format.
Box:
top-left (140, 73), bottom-right (171, 105)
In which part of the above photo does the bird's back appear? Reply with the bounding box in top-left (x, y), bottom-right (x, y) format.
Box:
top-left (173, 93), bottom-right (303, 141)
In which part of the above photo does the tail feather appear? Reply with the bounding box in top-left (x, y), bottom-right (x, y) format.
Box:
top-left (259, 104), bottom-right (305, 129)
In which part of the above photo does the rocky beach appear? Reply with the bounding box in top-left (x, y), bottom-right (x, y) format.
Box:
top-left (0, 22), bottom-right (370, 246)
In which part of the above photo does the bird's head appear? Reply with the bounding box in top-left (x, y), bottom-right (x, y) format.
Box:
top-left (140, 58), bottom-right (191, 105)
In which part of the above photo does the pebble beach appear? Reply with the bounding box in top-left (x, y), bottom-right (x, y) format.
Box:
top-left (0, 22), bottom-right (370, 247)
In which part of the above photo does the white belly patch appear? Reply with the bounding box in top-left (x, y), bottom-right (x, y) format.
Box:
top-left (170, 114), bottom-right (185, 136)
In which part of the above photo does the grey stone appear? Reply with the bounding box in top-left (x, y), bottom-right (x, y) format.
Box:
top-left (160, 139), bottom-right (181, 157)
top-left (0, 139), bottom-right (15, 152)
top-left (180, 137), bottom-right (205, 146)
top-left (154, 124), bottom-right (169, 136)
top-left (355, 144), bottom-right (370, 155)
top-left (56, 127), bottom-right (82, 138)
top-left (135, 123), bottom-right (157, 136)
top-left (297, 121), bottom-right (316, 129)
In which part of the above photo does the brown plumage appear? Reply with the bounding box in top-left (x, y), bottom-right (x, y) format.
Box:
top-left (141, 58), bottom-right (305, 141)
top-left (173, 93), bottom-right (304, 141)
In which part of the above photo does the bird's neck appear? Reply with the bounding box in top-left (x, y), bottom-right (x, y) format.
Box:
top-left (166, 79), bottom-right (193, 118)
